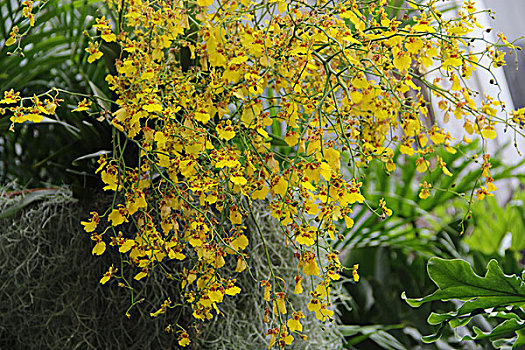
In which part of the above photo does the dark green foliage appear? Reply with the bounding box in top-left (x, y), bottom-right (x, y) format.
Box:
top-left (404, 258), bottom-right (525, 349)
top-left (0, 0), bottom-right (118, 192)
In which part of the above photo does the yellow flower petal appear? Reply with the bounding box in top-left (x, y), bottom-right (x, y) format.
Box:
top-left (92, 241), bottom-right (106, 256)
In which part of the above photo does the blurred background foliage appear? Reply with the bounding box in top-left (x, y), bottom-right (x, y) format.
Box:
top-left (0, 0), bottom-right (116, 196)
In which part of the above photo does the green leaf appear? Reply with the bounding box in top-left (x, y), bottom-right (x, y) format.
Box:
top-left (403, 258), bottom-right (525, 307)
top-left (449, 316), bottom-right (472, 328)
top-left (421, 324), bottom-right (445, 343)
top-left (339, 325), bottom-right (406, 349)
top-left (368, 330), bottom-right (407, 350)
top-left (427, 311), bottom-right (455, 325)
top-left (513, 328), bottom-right (525, 349)
top-left (461, 319), bottom-right (525, 341)
top-left (72, 150), bottom-right (111, 164)
top-left (403, 258), bottom-right (525, 345)
top-left (457, 296), bottom-right (525, 317)
top-left (421, 333), bottom-right (442, 343)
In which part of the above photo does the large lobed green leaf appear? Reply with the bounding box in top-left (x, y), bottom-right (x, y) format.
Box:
top-left (403, 258), bottom-right (525, 348)
top-left (403, 258), bottom-right (525, 306)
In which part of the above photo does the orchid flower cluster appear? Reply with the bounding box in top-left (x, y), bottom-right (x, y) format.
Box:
top-left (2, 0), bottom-right (521, 348)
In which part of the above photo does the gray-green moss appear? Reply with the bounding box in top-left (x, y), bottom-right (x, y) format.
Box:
top-left (0, 187), bottom-right (343, 349)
